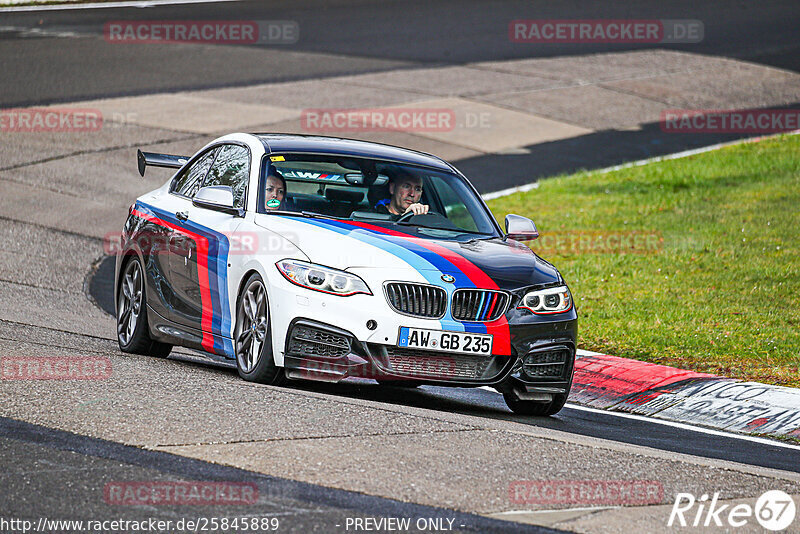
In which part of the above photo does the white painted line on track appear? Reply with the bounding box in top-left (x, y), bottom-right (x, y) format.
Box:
top-left (0, 24), bottom-right (84, 37)
top-left (478, 386), bottom-right (800, 451)
top-left (0, 0), bottom-right (242, 13)
top-left (481, 181), bottom-right (538, 201)
top-left (482, 129), bottom-right (800, 201)
top-left (575, 348), bottom-right (605, 357)
top-left (564, 403), bottom-right (800, 451)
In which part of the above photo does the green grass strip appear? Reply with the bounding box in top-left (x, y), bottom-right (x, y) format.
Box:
top-left (487, 134), bottom-right (800, 386)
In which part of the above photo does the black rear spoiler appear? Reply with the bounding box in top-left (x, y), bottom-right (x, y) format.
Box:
top-left (137, 149), bottom-right (189, 177)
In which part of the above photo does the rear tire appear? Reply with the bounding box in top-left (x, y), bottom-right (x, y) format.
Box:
top-left (234, 273), bottom-right (285, 385)
top-left (117, 257), bottom-right (172, 358)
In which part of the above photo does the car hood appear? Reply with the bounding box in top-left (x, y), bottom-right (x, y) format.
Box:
top-left (254, 215), bottom-right (561, 290)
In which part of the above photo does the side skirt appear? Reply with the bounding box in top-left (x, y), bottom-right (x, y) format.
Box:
top-left (146, 305), bottom-right (236, 360)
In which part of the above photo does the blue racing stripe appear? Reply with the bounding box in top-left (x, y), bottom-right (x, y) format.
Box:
top-left (285, 218), bottom-right (470, 331)
top-left (140, 202), bottom-right (234, 357)
top-left (481, 293), bottom-right (494, 321)
top-left (215, 240), bottom-right (233, 355)
top-left (475, 292), bottom-right (486, 321)
top-left (286, 218), bottom-right (491, 333)
top-left (339, 221), bottom-right (490, 334)
top-left (332, 221), bottom-right (489, 335)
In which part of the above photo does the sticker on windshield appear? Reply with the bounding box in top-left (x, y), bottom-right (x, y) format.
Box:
top-left (269, 155), bottom-right (285, 162)
top-left (280, 170), bottom-right (343, 182)
top-left (266, 198), bottom-right (281, 208)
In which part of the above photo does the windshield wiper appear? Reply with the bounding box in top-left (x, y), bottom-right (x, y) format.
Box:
top-left (396, 221), bottom-right (491, 236)
top-left (301, 211), bottom-right (348, 220)
top-left (264, 210), bottom-right (346, 221)
top-left (264, 210), bottom-right (306, 217)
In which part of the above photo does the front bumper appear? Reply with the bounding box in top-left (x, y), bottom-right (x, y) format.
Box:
top-left (282, 311), bottom-right (577, 390)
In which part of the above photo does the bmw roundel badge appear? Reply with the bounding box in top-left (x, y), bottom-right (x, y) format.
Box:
top-left (441, 274), bottom-right (455, 283)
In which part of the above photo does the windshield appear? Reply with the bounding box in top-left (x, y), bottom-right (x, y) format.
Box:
top-left (257, 154), bottom-right (498, 237)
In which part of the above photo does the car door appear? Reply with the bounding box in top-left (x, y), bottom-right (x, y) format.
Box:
top-left (168, 143), bottom-right (250, 356)
top-left (134, 145), bottom-right (218, 326)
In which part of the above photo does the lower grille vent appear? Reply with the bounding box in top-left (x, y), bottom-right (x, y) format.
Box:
top-left (287, 325), bottom-right (350, 359)
top-left (384, 347), bottom-right (492, 380)
top-left (522, 348), bottom-right (570, 379)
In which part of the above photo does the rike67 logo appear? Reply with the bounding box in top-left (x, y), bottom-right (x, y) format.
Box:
top-left (669, 490), bottom-right (796, 531)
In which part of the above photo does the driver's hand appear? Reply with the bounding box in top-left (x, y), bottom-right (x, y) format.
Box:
top-left (404, 203), bottom-right (429, 215)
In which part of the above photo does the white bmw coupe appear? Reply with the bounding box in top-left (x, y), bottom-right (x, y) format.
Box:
top-left (116, 133), bottom-right (577, 415)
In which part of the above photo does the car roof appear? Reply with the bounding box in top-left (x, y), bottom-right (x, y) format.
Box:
top-left (254, 134), bottom-right (454, 172)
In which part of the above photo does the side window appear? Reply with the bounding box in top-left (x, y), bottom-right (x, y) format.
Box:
top-left (203, 144), bottom-right (250, 209)
top-left (171, 147), bottom-right (218, 198)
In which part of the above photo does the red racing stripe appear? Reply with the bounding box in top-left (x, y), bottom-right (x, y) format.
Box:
top-left (344, 221), bottom-right (512, 355)
top-left (486, 292), bottom-right (499, 319)
top-left (131, 208), bottom-right (215, 352)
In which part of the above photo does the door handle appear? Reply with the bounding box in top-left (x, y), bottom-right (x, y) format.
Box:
top-left (176, 211), bottom-right (189, 221)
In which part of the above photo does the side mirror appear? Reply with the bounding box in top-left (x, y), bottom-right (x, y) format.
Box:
top-left (192, 186), bottom-right (242, 216)
top-left (505, 214), bottom-right (539, 241)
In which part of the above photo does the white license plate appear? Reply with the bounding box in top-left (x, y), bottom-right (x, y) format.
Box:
top-left (397, 327), bottom-right (493, 355)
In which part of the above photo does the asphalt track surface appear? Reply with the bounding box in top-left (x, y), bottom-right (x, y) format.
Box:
top-left (89, 260), bottom-right (800, 475)
top-left (3, 1), bottom-right (800, 532)
top-left (145, 343), bottom-right (800, 475)
top-left (313, 383), bottom-right (800, 475)
top-left (1, 0), bottom-right (799, 107)
top-left (1, 417), bottom-right (553, 534)
top-left (3, 0), bottom-right (799, 192)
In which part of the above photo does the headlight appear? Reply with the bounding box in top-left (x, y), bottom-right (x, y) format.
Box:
top-left (519, 286), bottom-right (572, 314)
top-left (276, 260), bottom-right (372, 296)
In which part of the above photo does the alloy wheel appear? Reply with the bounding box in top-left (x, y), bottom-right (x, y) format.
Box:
top-left (235, 279), bottom-right (268, 373)
top-left (118, 260), bottom-right (143, 346)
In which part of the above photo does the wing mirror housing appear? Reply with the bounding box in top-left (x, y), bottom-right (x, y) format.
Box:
top-left (192, 186), bottom-right (243, 216)
top-left (505, 214), bottom-right (539, 241)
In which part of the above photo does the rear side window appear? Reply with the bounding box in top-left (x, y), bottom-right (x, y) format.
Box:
top-left (171, 147), bottom-right (218, 198)
top-left (203, 144), bottom-right (250, 208)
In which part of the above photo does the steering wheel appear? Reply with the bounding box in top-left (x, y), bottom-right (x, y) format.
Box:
top-left (396, 210), bottom-right (419, 223)
top-left (396, 210), bottom-right (450, 225)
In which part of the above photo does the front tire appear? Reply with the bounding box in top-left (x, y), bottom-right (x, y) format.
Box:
top-left (117, 257), bottom-right (172, 358)
top-left (234, 273), bottom-right (285, 385)
top-left (376, 380), bottom-right (420, 388)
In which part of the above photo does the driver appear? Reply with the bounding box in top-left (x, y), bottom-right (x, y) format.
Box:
top-left (264, 168), bottom-right (286, 211)
top-left (374, 171), bottom-right (429, 218)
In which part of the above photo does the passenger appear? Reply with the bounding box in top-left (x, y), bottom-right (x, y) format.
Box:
top-left (374, 171), bottom-right (429, 219)
top-left (264, 168), bottom-right (286, 211)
